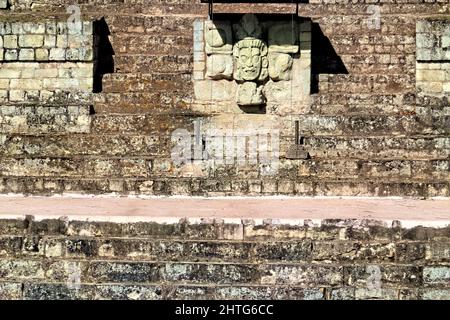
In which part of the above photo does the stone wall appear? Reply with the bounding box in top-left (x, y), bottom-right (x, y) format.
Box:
top-left (416, 19), bottom-right (450, 98)
top-left (0, 1), bottom-right (449, 197)
top-left (0, 216), bottom-right (450, 300)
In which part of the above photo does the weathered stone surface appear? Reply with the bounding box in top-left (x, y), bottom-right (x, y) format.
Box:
top-left (423, 266), bottom-right (450, 284)
top-left (0, 283), bottom-right (22, 300)
top-left (344, 265), bottom-right (422, 287)
top-left (260, 264), bottom-right (343, 286)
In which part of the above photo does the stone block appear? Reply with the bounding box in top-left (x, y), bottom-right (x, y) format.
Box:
top-left (261, 264), bottom-right (343, 286)
top-left (18, 49), bottom-right (34, 61)
top-left (11, 23), bottom-right (24, 34)
top-left (10, 79), bottom-right (42, 90)
top-left (34, 67), bottom-right (58, 78)
top-left (0, 283), bottom-right (22, 300)
top-left (66, 48), bottom-right (80, 60)
top-left (45, 22), bottom-right (57, 34)
top-left (442, 35), bottom-right (450, 48)
top-left (0, 90), bottom-right (7, 102)
top-left (23, 22), bottom-right (45, 34)
top-left (56, 22), bottom-right (67, 35)
top-left (43, 35), bottom-right (56, 48)
top-left (83, 21), bottom-right (93, 34)
top-left (444, 82), bottom-right (450, 92)
top-left (4, 35), bottom-right (18, 49)
top-left (417, 81), bottom-right (443, 93)
top-left (56, 35), bottom-right (68, 48)
top-left (417, 69), bottom-right (446, 82)
top-left (194, 79), bottom-right (235, 101)
top-left (35, 48), bottom-right (49, 61)
top-left (18, 35), bottom-right (44, 48)
top-left (9, 90), bottom-right (24, 101)
top-left (422, 289), bottom-right (450, 300)
top-left (423, 266), bottom-right (450, 284)
top-left (0, 0), bottom-right (7, 9)
top-left (416, 33), bottom-right (435, 49)
top-left (49, 48), bottom-right (66, 60)
top-left (4, 49), bottom-right (17, 60)
top-left (79, 48), bottom-right (93, 61)
top-left (0, 79), bottom-right (9, 90)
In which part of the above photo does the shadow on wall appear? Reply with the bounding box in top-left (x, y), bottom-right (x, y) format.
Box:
top-left (311, 22), bottom-right (348, 94)
top-left (93, 17), bottom-right (115, 93)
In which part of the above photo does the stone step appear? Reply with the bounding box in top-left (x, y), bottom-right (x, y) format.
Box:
top-left (101, 73), bottom-right (192, 94)
top-left (0, 176), bottom-right (448, 196)
top-left (90, 114), bottom-right (450, 136)
top-left (19, 282), bottom-right (328, 300)
top-left (0, 257), bottom-right (430, 288)
top-left (1, 235), bottom-right (441, 264)
top-left (0, 158), bottom-right (448, 180)
top-left (0, 134), bottom-right (448, 160)
top-left (0, 134), bottom-right (168, 157)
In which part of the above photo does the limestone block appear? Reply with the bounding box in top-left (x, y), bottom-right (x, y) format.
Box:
top-left (0, 23), bottom-right (9, 35)
top-left (49, 48), bottom-right (66, 60)
top-left (10, 79), bottom-right (42, 90)
top-left (44, 35), bottom-right (56, 48)
top-left (67, 22), bottom-right (83, 35)
top-left (9, 90), bottom-right (25, 102)
top-left (56, 35), bottom-right (68, 48)
top-left (417, 69), bottom-right (446, 82)
top-left (18, 48), bottom-right (34, 60)
top-left (83, 21), bottom-right (93, 34)
top-left (66, 48), bottom-right (80, 60)
top-left (0, 79), bottom-right (8, 89)
top-left (68, 35), bottom-right (85, 48)
top-left (0, 90), bottom-right (7, 102)
top-left (45, 22), bottom-right (57, 34)
top-left (443, 82), bottom-right (450, 93)
top-left (443, 36), bottom-right (450, 48)
top-left (268, 52), bottom-right (293, 81)
top-left (204, 20), bottom-right (232, 54)
top-left (416, 19), bottom-right (450, 62)
top-left (206, 54), bottom-right (233, 79)
top-left (417, 81), bottom-right (443, 93)
top-left (34, 67), bottom-right (58, 78)
top-left (194, 79), bottom-right (235, 101)
top-left (11, 23), bottom-right (24, 34)
top-left (236, 82), bottom-right (265, 106)
top-left (56, 22), bottom-right (67, 35)
top-left (4, 49), bottom-right (17, 60)
top-left (0, 0), bottom-right (7, 9)
top-left (4, 35), bottom-right (18, 49)
top-left (416, 33), bottom-right (435, 49)
top-left (0, 68), bottom-right (21, 78)
top-left (79, 48), bottom-right (93, 61)
top-left (35, 48), bottom-right (49, 61)
top-left (18, 35), bottom-right (44, 48)
top-left (22, 22), bottom-right (45, 34)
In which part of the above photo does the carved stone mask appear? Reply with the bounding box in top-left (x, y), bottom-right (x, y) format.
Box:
top-left (233, 39), bottom-right (268, 81)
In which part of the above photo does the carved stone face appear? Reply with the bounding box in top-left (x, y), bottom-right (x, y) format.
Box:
top-left (234, 39), bottom-right (268, 82)
top-left (239, 47), bottom-right (262, 80)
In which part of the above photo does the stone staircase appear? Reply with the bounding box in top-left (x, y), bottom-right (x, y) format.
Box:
top-left (0, 214), bottom-right (449, 300)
